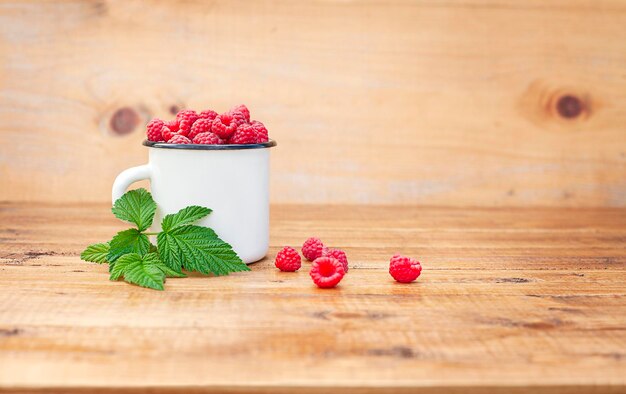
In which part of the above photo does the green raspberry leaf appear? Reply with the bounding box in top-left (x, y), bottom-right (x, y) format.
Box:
top-left (156, 261), bottom-right (187, 278)
top-left (80, 243), bottom-right (110, 264)
top-left (109, 252), bottom-right (165, 290)
top-left (107, 229), bottom-right (150, 263)
top-left (157, 225), bottom-right (249, 276)
top-left (161, 206), bottom-right (212, 232)
top-left (111, 188), bottom-right (156, 231)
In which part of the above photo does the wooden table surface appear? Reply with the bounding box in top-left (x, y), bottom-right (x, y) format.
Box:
top-left (1, 203), bottom-right (625, 393)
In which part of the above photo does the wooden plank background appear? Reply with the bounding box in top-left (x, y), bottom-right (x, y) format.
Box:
top-left (0, 0), bottom-right (625, 205)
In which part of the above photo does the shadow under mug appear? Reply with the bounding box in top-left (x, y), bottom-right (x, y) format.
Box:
top-left (112, 140), bottom-right (277, 264)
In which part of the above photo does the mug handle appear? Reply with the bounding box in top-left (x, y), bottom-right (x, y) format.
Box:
top-left (111, 164), bottom-right (152, 204)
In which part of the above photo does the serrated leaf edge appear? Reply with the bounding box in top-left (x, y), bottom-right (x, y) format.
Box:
top-left (111, 188), bottom-right (157, 232)
top-left (80, 242), bottom-right (110, 264)
top-left (161, 205), bottom-right (212, 232)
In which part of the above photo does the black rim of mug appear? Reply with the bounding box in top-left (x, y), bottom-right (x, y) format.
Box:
top-left (143, 139), bottom-right (277, 150)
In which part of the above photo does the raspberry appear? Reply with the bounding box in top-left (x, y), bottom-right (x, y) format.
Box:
top-left (176, 109), bottom-right (199, 124)
top-left (231, 104), bottom-right (250, 122)
top-left (310, 257), bottom-right (345, 288)
top-left (323, 248), bottom-right (348, 273)
top-left (229, 123), bottom-right (258, 144)
top-left (188, 118), bottom-right (213, 139)
top-left (212, 113), bottom-right (238, 140)
top-left (198, 109), bottom-right (218, 121)
top-left (167, 134), bottom-right (191, 144)
top-left (180, 119), bottom-right (198, 137)
top-left (389, 254), bottom-right (422, 283)
top-left (192, 132), bottom-right (222, 145)
top-left (274, 246), bottom-right (302, 272)
top-left (146, 118), bottom-right (165, 141)
top-left (161, 126), bottom-right (175, 141)
top-left (165, 119), bottom-right (179, 132)
top-left (302, 237), bottom-right (324, 261)
top-left (251, 120), bottom-right (269, 143)
top-left (230, 110), bottom-right (248, 126)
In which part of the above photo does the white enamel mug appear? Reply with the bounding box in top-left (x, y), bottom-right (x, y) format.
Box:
top-left (112, 140), bottom-right (277, 263)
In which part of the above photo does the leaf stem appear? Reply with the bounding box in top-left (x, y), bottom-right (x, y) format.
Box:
top-left (143, 232), bottom-right (159, 235)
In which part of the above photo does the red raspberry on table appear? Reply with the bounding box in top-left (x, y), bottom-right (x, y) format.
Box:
top-left (167, 134), bottom-right (191, 144)
top-left (198, 109), bottom-right (218, 121)
top-left (146, 118), bottom-right (165, 141)
top-left (274, 246), bottom-right (302, 272)
top-left (212, 113), bottom-right (238, 140)
top-left (389, 254), bottom-right (422, 283)
top-left (178, 119), bottom-right (194, 137)
top-left (192, 132), bottom-right (222, 145)
top-left (230, 104), bottom-right (250, 122)
top-left (310, 256), bottom-right (345, 288)
top-left (176, 109), bottom-right (199, 124)
top-left (302, 237), bottom-right (325, 261)
top-left (165, 119), bottom-right (179, 133)
top-left (188, 118), bottom-right (213, 139)
top-left (229, 124), bottom-right (258, 144)
top-left (161, 126), bottom-right (175, 141)
top-left (250, 120), bottom-right (268, 143)
top-left (323, 248), bottom-right (348, 273)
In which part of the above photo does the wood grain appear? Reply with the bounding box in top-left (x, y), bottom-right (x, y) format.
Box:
top-left (0, 203), bottom-right (625, 393)
top-left (0, 0), bottom-right (625, 206)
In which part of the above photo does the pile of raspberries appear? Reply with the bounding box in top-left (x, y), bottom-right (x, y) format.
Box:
top-left (146, 104), bottom-right (269, 145)
top-left (275, 237), bottom-right (422, 288)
